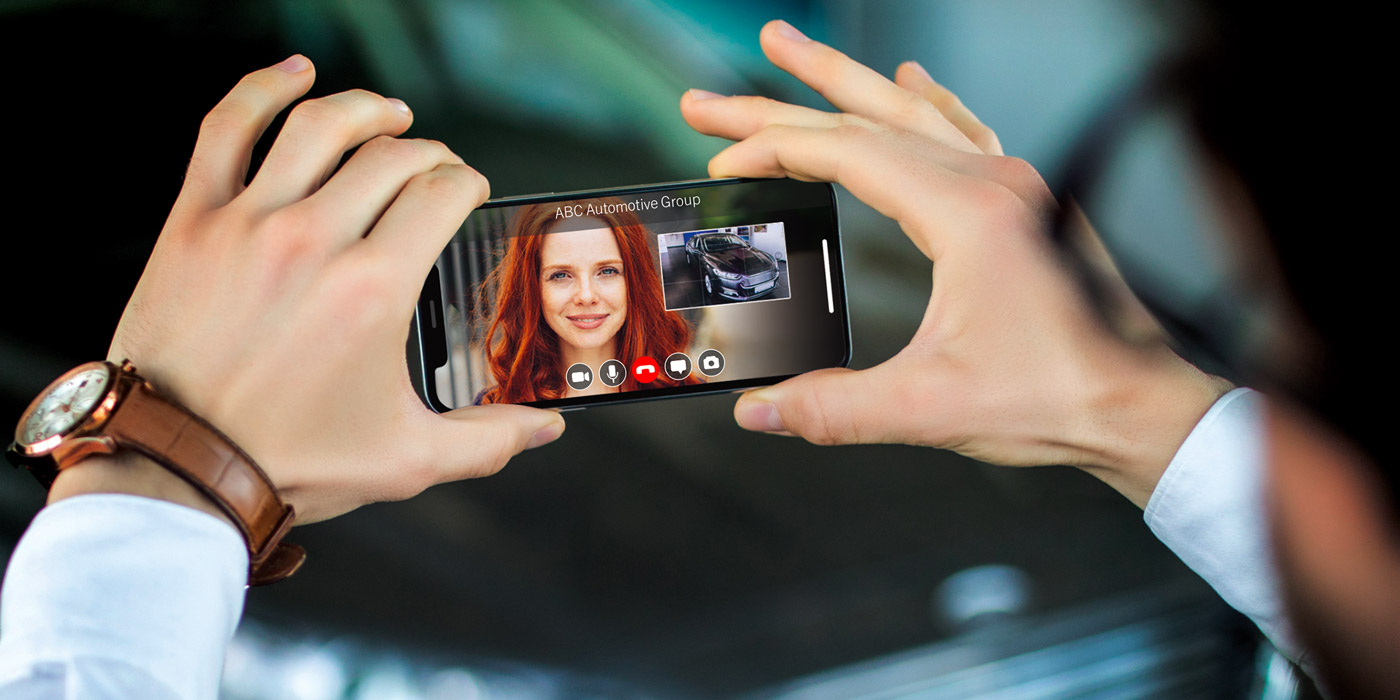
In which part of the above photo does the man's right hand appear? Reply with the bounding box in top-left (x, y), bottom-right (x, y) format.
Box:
top-left (682, 20), bottom-right (1230, 507)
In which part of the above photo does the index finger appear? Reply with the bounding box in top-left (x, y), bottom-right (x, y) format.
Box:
top-left (178, 56), bottom-right (317, 214)
top-left (708, 123), bottom-right (1003, 261)
top-left (759, 20), bottom-right (978, 154)
top-left (894, 61), bottom-right (1004, 156)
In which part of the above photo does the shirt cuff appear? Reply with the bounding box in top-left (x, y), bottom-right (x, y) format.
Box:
top-left (1142, 387), bottom-right (1301, 661)
top-left (0, 493), bottom-right (249, 699)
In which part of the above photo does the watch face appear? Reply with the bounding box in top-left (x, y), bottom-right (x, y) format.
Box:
top-left (17, 364), bottom-right (113, 449)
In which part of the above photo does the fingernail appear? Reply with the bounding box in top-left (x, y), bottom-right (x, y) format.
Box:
top-left (904, 60), bottom-right (933, 81)
top-left (688, 88), bottom-right (724, 101)
top-left (386, 97), bottom-right (412, 115)
top-left (772, 20), bottom-right (809, 42)
top-left (276, 54), bottom-right (311, 73)
top-left (527, 421), bottom-right (564, 449)
top-left (736, 396), bottom-right (785, 433)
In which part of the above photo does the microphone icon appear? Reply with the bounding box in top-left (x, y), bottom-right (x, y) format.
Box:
top-left (601, 359), bottom-right (626, 387)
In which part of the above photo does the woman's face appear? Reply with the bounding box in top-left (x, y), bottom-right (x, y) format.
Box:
top-left (539, 220), bottom-right (627, 352)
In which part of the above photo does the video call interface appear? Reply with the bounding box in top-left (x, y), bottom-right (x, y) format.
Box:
top-left (425, 179), bottom-right (847, 409)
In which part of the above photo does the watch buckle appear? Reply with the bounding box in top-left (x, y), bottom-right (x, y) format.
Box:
top-left (248, 504), bottom-right (302, 586)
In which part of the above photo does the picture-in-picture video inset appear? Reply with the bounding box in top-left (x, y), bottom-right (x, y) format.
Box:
top-left (417, 179), bottom-right (848, 410)
top-left (658, 223), bottom-right (791, 311)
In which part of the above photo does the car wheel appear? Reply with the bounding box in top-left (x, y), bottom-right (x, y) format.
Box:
top-left (703, 274), bottom-right (714, 298)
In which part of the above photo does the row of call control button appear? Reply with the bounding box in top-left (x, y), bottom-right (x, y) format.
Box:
top-left (564, 350), bottom-right (725, 391)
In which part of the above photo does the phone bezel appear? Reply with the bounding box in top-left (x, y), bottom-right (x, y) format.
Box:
top-left (409, 177), bottom-right (850, 412)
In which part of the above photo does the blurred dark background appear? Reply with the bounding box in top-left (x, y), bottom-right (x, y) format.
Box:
top-left (0, 1), bottom-right (1300, 698)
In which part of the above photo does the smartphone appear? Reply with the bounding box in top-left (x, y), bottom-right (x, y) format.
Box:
top-left (408, 177), bottom-right (849, 411)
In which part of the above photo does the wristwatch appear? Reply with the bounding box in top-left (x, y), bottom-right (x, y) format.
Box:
top-left (6, 360), bottom-right (304, 585)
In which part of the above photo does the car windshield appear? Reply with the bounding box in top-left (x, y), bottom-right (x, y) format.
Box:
top-left (704, 235), bottom-right (746, 252)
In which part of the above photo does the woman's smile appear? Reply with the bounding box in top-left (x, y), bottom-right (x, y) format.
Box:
top-left (567, 313), bottom-right (609, 330)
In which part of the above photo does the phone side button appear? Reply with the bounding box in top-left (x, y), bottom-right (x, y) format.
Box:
top-left (558, 406), bottom-right (587, 412)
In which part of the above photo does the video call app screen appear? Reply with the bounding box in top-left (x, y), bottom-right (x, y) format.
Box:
top-left (426, 179), bottom-right (848, 408)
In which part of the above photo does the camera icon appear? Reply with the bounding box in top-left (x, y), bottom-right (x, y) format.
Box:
top-left (697, 349), bottom-right (725, 377)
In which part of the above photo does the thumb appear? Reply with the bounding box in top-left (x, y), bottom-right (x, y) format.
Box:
top-left (734, 364), bottom-right (923, 446)
top-left (431, 403), bottom-right (566, 481)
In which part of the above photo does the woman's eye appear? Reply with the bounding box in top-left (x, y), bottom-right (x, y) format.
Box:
top-left (546, 271), bottom-right (570, 281)
top-left (599, 266), bottom-right (620, 276)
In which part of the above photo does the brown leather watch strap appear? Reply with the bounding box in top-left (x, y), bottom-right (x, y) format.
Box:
top-left (104, 380), bottom-right (304, 586)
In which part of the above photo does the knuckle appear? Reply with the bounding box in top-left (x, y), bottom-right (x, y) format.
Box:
top-left (793, 382), bottom-right (844, 446)
top-left (401, 457), bottom-right (439, 500)
top-left (410, 164), bottom-right (486, 202)
top-left (200, 99), bottom-right (256, 134)
top-left (383, 428), bottom-right (440, 501)
top-left (752, 123), bottom-right (789, 141)
top-left (339, 88), bottom-right (389, 114)
top-left (483, 432), bottom-right (516, 475)
top-left (706, 156), bottom-right (726, 179)
top-left (966, 178), bottom-right (1044, 241)
top-left (384, 466), bottom-right (429, 502)
top-left (260, 205), bottom-right (311, 237)
top-left (363, 134), bottom-right (419, 162)
top-left (343, 88), bottom-right (382, 103)
top-left (993, 155), bottom-right (1037, 183)
top-left (425, 415), bottom-right (518, 482)
top-left (744, 95), bottom-right (783, 112)
top-left (990, 156), bottom-right (1047, 198)
top-left (255, 207), bottom-right (322, 265)
top-left (921, 88), bottom-right (956, 113)
top-left (968, 124), bottom-right (997, 148)
top-left (891, 90), bottom-right (935, 126)
top-left (834, 113), bottom-right (882, 135)
top-left (330, 256), bottom-right (399, 324)
top-left (160, 209), bottom-right (215, 252)
top-left (416, 138), bottom-right (461, 163)
top-left (288, 98), bottom-right (352, 133)
top-left (966, 178), bottom-right (1022, 215)
top-left (830, 121), bottom-right (879, 144)
top-left (233, 70), bottom-right (281, 101)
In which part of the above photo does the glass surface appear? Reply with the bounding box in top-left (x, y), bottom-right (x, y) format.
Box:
top-left (425, 179), bottom-right (847, 409)
top-left (19, 365), bottom-right (110, 445)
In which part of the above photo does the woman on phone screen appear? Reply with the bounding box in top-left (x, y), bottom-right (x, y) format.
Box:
top-left (476, 202), bottom-right (700, 404)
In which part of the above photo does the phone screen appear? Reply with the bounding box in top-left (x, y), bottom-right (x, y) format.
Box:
top-left (410, 178), bottom-right (849, 411)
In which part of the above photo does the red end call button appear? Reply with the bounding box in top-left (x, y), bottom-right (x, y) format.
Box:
top-left (631, 356), bottom-right (659, 384)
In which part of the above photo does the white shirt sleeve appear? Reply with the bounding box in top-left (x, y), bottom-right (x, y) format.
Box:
top-left (1143, 387), bottom-right (1305, 665)
top-left (0, 494), bottom-right (249, 700)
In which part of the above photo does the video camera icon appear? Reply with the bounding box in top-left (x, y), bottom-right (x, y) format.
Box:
top-left (565, 363), bottom-right (593, 391)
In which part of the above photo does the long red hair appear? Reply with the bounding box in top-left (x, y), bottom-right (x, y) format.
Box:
top-left (478, 201), bottom-right (699, 404)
